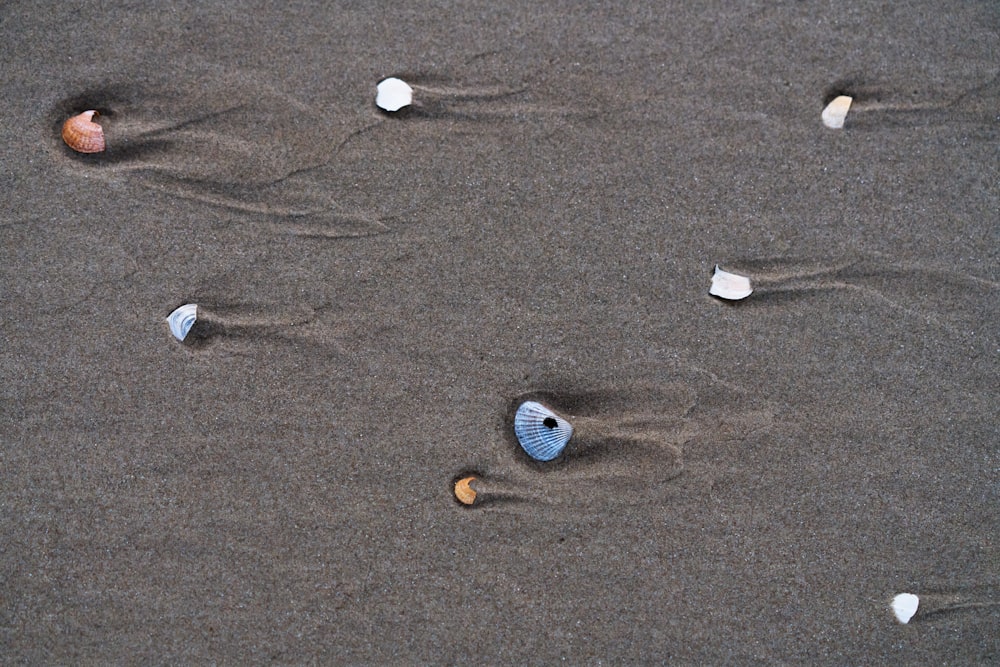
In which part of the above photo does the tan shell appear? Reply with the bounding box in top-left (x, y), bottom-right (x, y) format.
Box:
top-left (454, 476), bottom-right (478, 506)
top-left (62, 110), bottom-right (105, 153)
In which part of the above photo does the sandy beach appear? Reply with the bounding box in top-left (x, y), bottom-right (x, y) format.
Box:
top-left (2, 1), bottom-right (998, 662)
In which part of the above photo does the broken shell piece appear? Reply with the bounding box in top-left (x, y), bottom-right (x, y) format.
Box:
top-left (454, 476), bottom-right (478, 506)
top-left (167, 303), bottom-right (198, 341)
top-left (892, 593), bottom-right (919, 624)
top-left (709, 265), bottom-right (753, 300)
top-left (514, 401), bottom-right (574, 461)
top-left (61, 110), bottom-right (106, 153)
top-left (375, 77), bottom-right (413, 112)
top-left (822, 95), bottom-right (853, 129)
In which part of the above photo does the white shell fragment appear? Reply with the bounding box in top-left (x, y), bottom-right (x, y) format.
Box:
top-left (514, 401), bottom-right (574, 461)
top-left (709, 265), bottom-right (753, 300)
top-left (822, 95), bottom-right (853, 129)
top-left (376, 77), bottom-right (413, 112)
top-left (167, 304), bottom-right (198, 341)
top-left (892, 593), bottom-right (919, 624)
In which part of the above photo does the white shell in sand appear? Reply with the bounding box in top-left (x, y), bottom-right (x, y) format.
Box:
top-left (892, 593), bottom-right (919, 624)
top-left (709, 265), bottom-right (753, 300)
top-left (376, 77), bottom-right (413, 112)
top-left (822, 95), bottom-right (853, 129)
top-left (167, 304), bottom-right (198, 341)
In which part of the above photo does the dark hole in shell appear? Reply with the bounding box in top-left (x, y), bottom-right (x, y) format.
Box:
top-left (543, 417), bottom-right (558, 429)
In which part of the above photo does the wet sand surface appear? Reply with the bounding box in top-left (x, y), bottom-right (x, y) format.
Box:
top-left (2, 1), bottom-right (998, 662)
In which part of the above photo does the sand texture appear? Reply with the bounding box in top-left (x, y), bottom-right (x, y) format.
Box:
top-left (2, 1), bottom-right (998, 662)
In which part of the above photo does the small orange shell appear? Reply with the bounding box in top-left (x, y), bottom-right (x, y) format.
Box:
top-left (454, 476), bottom-right (478, 506)
top-left (62, 110), bottom-right (105, 153)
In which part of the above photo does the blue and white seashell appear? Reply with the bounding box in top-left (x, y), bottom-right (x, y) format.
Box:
top-left (514, 401), bottom-right (574, 461)
top-left (167, 303), bottom-right (198, 341)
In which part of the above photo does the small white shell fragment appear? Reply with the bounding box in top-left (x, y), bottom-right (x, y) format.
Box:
top-left (892, 593), bottom-right (919, 624)
top-left (709, 265), bottom-right (753, 300)
top-left (376, 77), bottom-right (413, 112)
top-left (822, 95), bottom-right (853, 129)
top-left (167, 303), bottom-right (198, 341)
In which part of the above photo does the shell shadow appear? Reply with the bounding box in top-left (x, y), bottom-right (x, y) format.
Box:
top-left (454, 367), bottom-right (775, 513)
top-left (715, 254), bottom-right (996, 337)
top-left (503, 387), bottom-right (689, 483)
top-left (51, 70), bottom-right (393, 239)
top-left (372, 72), bottom-right (597, 124)
top-left (891, 588), bottom-right (1000, 625)
top-left (166, 302), bottom-right (343, 355)
top-left (445, 386), bottom-right (693, 512)
top-left (51, 85), bottom-right (175, 163)
top-left (375, 72), bottom-right (529, 121)
top-left (448, 471), bottom-right (540, 511)
top-left (175, 317), bottom-right (226, 351)
top-left (820, 73), bottom-right (998, 128)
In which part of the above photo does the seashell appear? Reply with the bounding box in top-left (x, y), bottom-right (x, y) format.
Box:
top-left (375, 77), bottom-right (413, 112)
top-left (454, 476), bottom-right (478, 505)
top-left (62, 110), bottom-right (106, 153)
top-left (709, 265), bottom-right (753, 300)
top-left (892, 593), bottom-right (919, 624)
top-left (514, 401), bottom-right (573, 461)
top-left (167, 303), bottom-right (198, 341)
top-left (822, 95), bottom-right (853, 129)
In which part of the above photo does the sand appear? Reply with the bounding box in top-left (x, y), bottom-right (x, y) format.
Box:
top-left (2, 1), bottom-right (998, 662)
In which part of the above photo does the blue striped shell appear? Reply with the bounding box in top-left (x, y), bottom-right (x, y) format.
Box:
top-left (514, 401), bottom-right (573, 461)
top-left (167, 303), bottom-right (198, 341)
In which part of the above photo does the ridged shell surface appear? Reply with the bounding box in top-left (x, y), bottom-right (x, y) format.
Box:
top-left (167, 303), bottom-right (198, 341)
top-left (61, 110), bottom-right (106, 153)
top-left (514, 401), bottom-right (573, 461)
